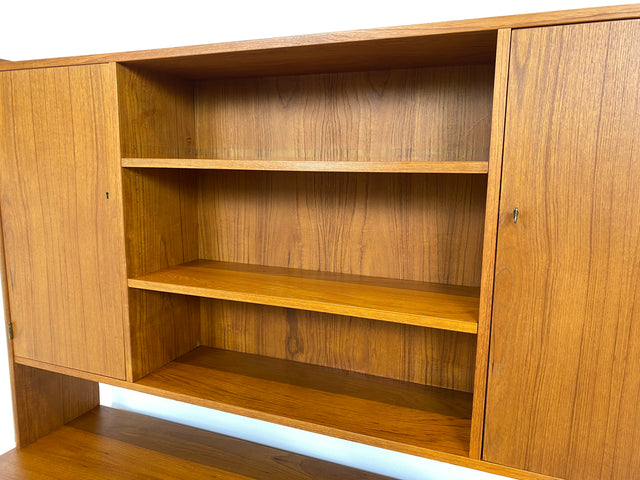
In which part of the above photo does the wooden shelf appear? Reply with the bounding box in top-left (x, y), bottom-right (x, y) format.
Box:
top-left (121, 158), bottom-right (489, 174)
top-left (135, 347), bottom-right (473, 458)
top-left (128, 260), bottom-right (480, 333)
top-left (0, 406), bottom-right (387, 479)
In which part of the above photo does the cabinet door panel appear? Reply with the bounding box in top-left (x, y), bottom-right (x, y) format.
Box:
top-left (0, 65), bottom-right (127, 379)
top-left (484, 20), bottom-right (640, 479)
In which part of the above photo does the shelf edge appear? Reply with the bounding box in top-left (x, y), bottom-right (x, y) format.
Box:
top-left (127, 277), bottom-right (478, 334)
top-left (121, 158), bottom-right (489, 174)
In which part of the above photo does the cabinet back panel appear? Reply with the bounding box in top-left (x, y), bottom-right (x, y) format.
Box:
top-left (195, 65), bottom-right (493, 161)
top-left (198, 171), bottom-right (486, 287)
top-left (201, 299), bottom-right (476, 392)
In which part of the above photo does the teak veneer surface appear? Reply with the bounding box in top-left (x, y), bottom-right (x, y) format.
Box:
top-left (129, 260), bottom-right (480, 333)
top-left (117, 64), bottom-right (494, 164)
top-left (195, 171), bottom-right (486, 287)
top-left (3, 6), bottom-right (640, 480)
top-left (122, 166), bottom-right (200, 380)
top-left (194, 65), bottom-right (493, 163)
top-left (484, 19), bottom-right (640, 479)
top-left (1, 5), bottom-right (640, 76)
top-left (7, 355), bottom-right (561, 480)
top-left (0, 406), bottom-right (391, 479)
top-left (0, 64), bottom-right (128, 379)
top-left (135, 347), bottom-right (473, 458)
top-left (122, 158), bottom-right (490, 173)
top-left (11, 364), bottom-right (99, 448)
top-left (117, 65), bottom-right (196, 159)
top-left (200, 299), bottom-right (477, 392)
top-left (469, 27), bottom-right (512, 458)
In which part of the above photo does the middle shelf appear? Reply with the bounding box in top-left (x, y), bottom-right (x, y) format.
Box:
top-left (128, 260), bottom-right (480, 333)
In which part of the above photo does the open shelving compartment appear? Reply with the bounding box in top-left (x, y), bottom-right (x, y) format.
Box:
top-left (117, 29), bottom-right (497, 461)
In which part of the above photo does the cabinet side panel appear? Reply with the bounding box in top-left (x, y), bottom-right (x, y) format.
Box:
top-left (484, 20), bottom-right (640, 479)
top-left (12, 364), bottom-right (98, 447)
top-left (201, 300), bottom-right (476, 392)
top-left (195, 65), bottom-right (493, 162)
top-left (122, 169), bottom-right (199, 277)
top-left (128, 290), bottom-right (200, 380)
top-left (0, 66), bottom-right (127, 379)
top-left (198, 171), bottom-right (486, 287)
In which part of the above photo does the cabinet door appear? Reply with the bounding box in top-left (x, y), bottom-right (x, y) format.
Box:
top-left (484, 20), bottom-right (640, 479)
top-left (0, 65), bottom-right (127, 379)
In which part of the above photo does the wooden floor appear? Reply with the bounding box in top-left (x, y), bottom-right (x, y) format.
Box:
top-left (0, 406), bottom-right (391, 479)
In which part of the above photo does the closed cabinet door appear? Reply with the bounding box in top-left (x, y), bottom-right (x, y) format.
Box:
top-left (0, 64), bottom-right (128, 379)
top-left (484, 20), bottom-right (640, 479)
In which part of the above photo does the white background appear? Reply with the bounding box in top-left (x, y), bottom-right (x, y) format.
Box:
top-left (0, 0), bottom-right (627, 478)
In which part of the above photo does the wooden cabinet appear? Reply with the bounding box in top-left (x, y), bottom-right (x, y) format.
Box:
top-left (116, 48), bottom-right (490, 459)
top-left (0, 65), bottom-right (128, 379)
top-left (484, 19), bottom-right (640, 479)
top-left (1, 5), bottom-right (640, 480)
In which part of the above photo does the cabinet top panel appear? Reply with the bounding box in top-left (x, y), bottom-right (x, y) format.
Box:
top-left (1, 4), bottom-right (639, 78)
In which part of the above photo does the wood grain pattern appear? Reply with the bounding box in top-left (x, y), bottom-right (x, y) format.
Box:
top-left (3, 423), bottom-right (250, 479)
top-left (2, 5), bottom-right (640, 76)
top-left (122, 158), bottom-right (489, 173)
top-left (122, 168), bottom-right (198, 278)
top-left (129, 31), bottom-right (498, 79)
top-left (0, 406), bottom-right (391, 479)
top-left (11, 364), bottom-right (98, 447)
top-left (135, 346), bottom-right (473, 458)
top-left (0, 187), bottom-right (20, 443)
top-left (196, 66), bottom-right (493, 162)
top-left (122, 166), bottom-right (199, 380)
top-left (0, 65), bottom-right (128, 379)
top-left (121, 167), bottom-right (200, 379)
top-left (129, 260), bottom-right (480, 333)
top-left (127, 289), bottom-right (200, 381)
top-left (201, 299), bottom-right (477, 392)
top-left (6, 359), bottom-right (561, 480)
top-left (469, 27), bottom-right (512, 459)
top-left (198, 171), bottom-right (487, 287)
top-left (116, 64), bottom-right (195, 158)
top-left (484, 20), bottom-right (640, 479)
top-left (73, 407), bottom-right (390, 479)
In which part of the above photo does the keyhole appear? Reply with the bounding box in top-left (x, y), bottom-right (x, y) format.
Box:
top-left (513, 208), bottom-right (519, 223)
top-left (106, 192), bottom-right (109, 200)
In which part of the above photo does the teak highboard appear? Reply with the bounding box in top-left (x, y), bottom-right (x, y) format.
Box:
top-left (1, 5), bottom-right (639, 479)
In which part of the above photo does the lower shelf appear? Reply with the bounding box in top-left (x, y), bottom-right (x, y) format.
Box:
top-left (0, 406), bottom-right (387, 479)
top-left (134, 346), bottom-right (473, 458)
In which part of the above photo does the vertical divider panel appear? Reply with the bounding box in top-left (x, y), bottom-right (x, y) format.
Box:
top-left (117, 66), bottom-right (201, 380)
top-left (469, 28), bottom-right (512, 459)
top-left (116, 65), bottom-right (196, 159)
top-left (121, 169), bottom-right (201, 380)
